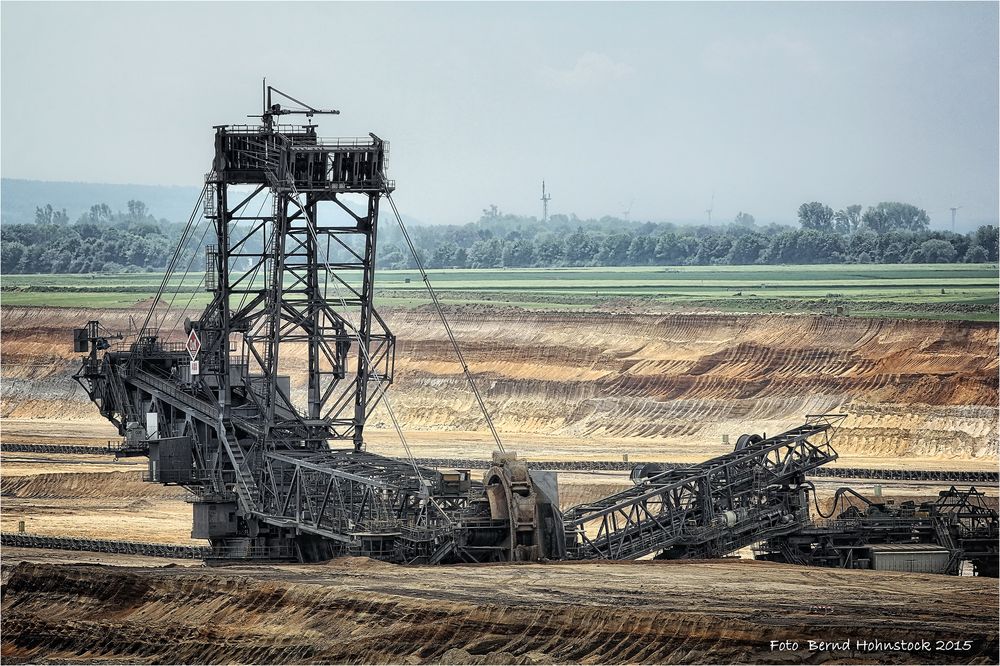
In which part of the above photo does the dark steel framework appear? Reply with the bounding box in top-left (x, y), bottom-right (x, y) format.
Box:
top-left (563, 417), bottom-right (841, 560)
top-left (72, 88), bottom-right (564, 563)
top-left (199, 128), bottom-right (393, 449)
top-left (756, 486), bottom-right (999, 576)
top-left (69, 85), bottom-right (993, 573)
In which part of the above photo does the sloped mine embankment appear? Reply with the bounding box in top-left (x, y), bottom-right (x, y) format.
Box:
top-left (1, 471), bottom-right (186, 500)
top-left (2, 306), bottom-right (997, 460)
top-left (384, 310), bottom-right (998, 458)
top-left (1, 558), bottom-right (997, 664)
top-left (0, 470), bottom-right (195, 543)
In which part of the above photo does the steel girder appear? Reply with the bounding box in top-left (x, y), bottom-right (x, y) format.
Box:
top-left (254, 450), bottom-right (457, 556)
top-left (564, 416), bottom-right (842, 560)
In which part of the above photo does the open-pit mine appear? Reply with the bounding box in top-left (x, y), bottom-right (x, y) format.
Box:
top-left (1, 87), bottom-right (997, 664)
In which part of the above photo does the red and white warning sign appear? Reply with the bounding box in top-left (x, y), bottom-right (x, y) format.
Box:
top-left (186, 329), bottom-right (201, 360)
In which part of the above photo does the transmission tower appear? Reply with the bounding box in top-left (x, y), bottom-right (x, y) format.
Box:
top-left (541, 180), bottom-right (551, 223)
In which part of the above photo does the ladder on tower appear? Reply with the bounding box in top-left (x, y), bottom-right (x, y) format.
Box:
top-left (933, 517), bottom-right (962, 575)
top-left (205, 245), bottom-right (218, 291)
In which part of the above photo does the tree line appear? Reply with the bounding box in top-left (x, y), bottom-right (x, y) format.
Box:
top-left (378, 201), bottom-right (998, 270)
top-left (1, 199), bottom-right (997, 275)
top-left (1, 201), bottom-right (188, 274)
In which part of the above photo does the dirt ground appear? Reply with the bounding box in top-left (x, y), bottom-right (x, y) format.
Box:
top-left (2, 418), bottom-right (997, 472)
top-left (1, 552), bottom-right (997, 664)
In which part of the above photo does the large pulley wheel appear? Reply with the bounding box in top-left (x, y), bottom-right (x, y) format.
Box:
top-left (734, 433), bottom-right (763, 451)
top-left (484, 454), bottom-right (541, 561)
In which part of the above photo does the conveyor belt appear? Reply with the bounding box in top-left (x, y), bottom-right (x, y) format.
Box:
top-left (409, 458), bottom-right (998, 484)
top-left (3, 445), bottom-right (996, 483)
top-left (1, 532), bottom-right (210, 559)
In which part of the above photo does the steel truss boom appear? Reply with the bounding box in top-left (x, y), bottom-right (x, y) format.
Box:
top-left (67, 86), bottom-right (986, 575)
top-left (564, 416), bottom-right (842, 560)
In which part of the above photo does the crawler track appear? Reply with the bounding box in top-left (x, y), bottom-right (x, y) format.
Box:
top-left (0, 533), bottom-right (210, 559)
top-left (2, 444), bottom-right (996, 483)
top-left (1, 443), bottom-right (125, 455)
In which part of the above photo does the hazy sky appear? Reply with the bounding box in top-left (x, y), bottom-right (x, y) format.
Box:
top-left (2, 1), bottom-right (997, 228)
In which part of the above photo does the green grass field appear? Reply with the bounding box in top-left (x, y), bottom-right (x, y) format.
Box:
top-left (2, 264), bottom-right (997, 321)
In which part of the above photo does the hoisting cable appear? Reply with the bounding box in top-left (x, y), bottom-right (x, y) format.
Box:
top-left (157, 214), bottom-right (212, 332)
top-left (384, 191), bottom-right (506, 454)
top-left (169, 273), bottom-right (206, 333)
top-left (292, 188), bottom-right (454, 524)
top-left (136, 184), bottom-right (208, 339)
top-left (170, 190), bottom-right (273, 333)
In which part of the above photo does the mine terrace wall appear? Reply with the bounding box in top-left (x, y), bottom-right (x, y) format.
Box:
top-left (1, 305), bottom-right (997, 459)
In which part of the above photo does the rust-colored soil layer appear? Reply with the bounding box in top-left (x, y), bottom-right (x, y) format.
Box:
top-left (1, 305), bottom-right (998, 665)
top-left (2, 306), bottom-right (997, 465)
top-left (1, 556), bottom-right (997, 665)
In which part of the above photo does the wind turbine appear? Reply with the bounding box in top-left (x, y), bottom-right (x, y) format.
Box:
top-left (705, 192), bottom-right (715, 224)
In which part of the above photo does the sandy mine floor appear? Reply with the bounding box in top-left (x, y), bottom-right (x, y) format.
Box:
top-left (2, 418), bottom-right (997, 472)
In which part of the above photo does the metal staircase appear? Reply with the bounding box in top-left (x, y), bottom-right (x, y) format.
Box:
top-left (933, 516), bottom-right (962, 574)
top-left (216, 420), bottom-right (259, 512)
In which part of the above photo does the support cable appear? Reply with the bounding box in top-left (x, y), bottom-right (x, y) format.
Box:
top-left (136, 184), bottom-right (208, 339)
top-left (158, 215), bottom-right (212, 332)
top-left (169, 273), bottom-right (206, 334)
top-left (384, 191), bottom-right (505, 454)
top-left (170, 191), bottom-right (272, 333)
top-left (304, 197), bottom-right (452, 525)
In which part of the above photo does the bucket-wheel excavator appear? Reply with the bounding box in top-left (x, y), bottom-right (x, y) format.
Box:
top-left (73, 87), bottom-right (996, 574)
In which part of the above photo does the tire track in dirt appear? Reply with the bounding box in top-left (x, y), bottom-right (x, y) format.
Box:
top-left (1, 471), bottom-right (187, 500)
top-left (2, 560), bottom-right (996, 664)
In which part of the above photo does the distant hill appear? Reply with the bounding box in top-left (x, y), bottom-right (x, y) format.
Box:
top-left (0, 178), bottom-right (429, 228)
top-left (1, 179), bottom-right (204, 225)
